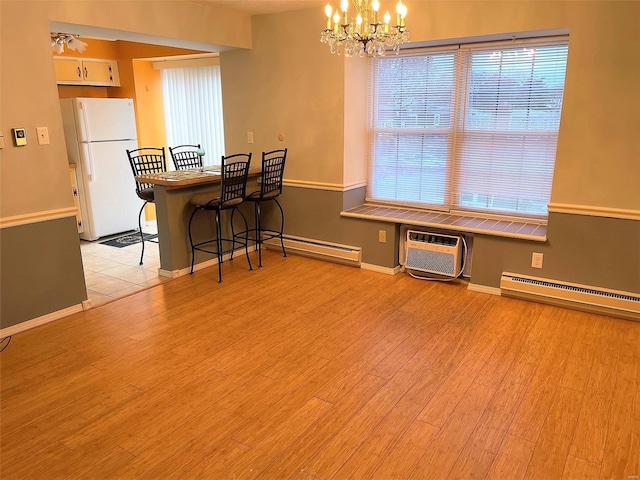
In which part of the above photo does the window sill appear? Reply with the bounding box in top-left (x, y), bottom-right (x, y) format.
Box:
top-left (341, 203), bottom-right (547, 242)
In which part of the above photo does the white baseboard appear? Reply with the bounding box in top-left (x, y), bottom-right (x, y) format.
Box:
top-left (159, 246), bottom-right (256, 279)
top-left (0, 304), bottom-right (84, 337)
top-left (361, 263), bottom-right (402, 275)
top-left (467, 283), bottom-right (502, 296)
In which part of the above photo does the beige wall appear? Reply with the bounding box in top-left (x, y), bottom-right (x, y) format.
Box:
top-left (0, 0), bottom-right (251, 328)
top-left (0, 0), bottom-right (250, 219)
top-left (221, 9), bottom-right (346, 184)
top-left (404, 0), bottom-right (640, 211)
top-left (221, 1), bottom-right (640, 211)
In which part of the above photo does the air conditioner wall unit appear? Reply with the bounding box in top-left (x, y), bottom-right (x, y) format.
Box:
top-left (404, 230), bottom-right (463, 277)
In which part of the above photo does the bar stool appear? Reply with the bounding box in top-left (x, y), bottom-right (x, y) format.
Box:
top-left (126, 147), bottom-right (166, 265)
top-left (187, 153), bottom-right (253, 283)
top-left (169, 144), bottom-right (203, 170)
top-left (245, 148), bottom-right (287, 268)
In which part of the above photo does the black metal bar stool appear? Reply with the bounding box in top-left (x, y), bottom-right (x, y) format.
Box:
top-left (187, 153), bottom-right (253, 283)
top-left (126, 147), bottom-right (166, 265)
top-left (169, 144), bottom-right (203, 170)
top-left (244, 148), bottom-right (287, 268)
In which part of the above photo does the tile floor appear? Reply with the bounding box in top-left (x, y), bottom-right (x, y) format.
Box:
top-left (79, 225), bottom-right (171, 306)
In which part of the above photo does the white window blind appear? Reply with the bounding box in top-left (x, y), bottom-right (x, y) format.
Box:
top-left (368, 39), bottom-right (569, 218)
top-left (161, 65), bottom-right (225, 167)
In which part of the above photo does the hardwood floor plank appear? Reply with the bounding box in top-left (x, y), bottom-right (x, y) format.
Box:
top-left (500, 305), bottom-right (561, 387)
top-left (226, 397), bottom-right (333, 479)
top-left (421, 294), bottom-right (494, 376)
top-left (303, 359), bottom-right (445, 479)
top-left (1, 252), bottom-right (637, 480)
top-left (598, 322), bottom-right (640, 480)
top-left (416, 299), bottom-right (505, 428)
top-left (474, 300), bottom-right (539, 388)
top-left (560, 313), bottom-right (599, 392)
top-left (256, 374), bottom-right (388, 479)
top-left (332, 369), bottom-right (446, 479)
top-left (447, 380), bottom-right (529, 479)
top-left (486, 434), bottom-right (536, 480)
top-left (409, 382), bottom-right (495, 479)
top-left (508, 308), bottom-right (580, 443)
top-left (562, 455), bottom-right (600, 479)
top-left (371, 419), bottom-right (440, 480)
top-left (569, 316), bottom-right (627, 463)
top-left (523, 386), bottom-right (583, 479)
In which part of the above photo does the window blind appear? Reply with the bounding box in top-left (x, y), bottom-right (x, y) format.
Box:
top-left (368, 39), bottom-right (569, 218)
top-left (161, 65), bottom-right (225, 167)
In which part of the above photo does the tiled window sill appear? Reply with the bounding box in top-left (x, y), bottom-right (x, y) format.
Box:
top-left (341, 203), bottom-right (547, 242)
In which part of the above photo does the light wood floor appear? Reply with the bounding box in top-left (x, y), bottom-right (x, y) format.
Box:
top-left (1, 251), bottom-right (639, 479)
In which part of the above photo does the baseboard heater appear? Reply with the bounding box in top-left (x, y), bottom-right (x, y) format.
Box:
top-left (500, 272), bottom-right (640, 321)
top-left (262, 232), bottom-right (361, 267)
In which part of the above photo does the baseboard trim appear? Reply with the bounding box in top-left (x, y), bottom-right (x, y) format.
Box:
top-left (159, 246), bottom-right (256, 279)
top-left (0, 304), bottom-right (84, 337)
top-left (467, 283), bottom-right (502, 296)
top-left (361, 263), bottom-right (402, 275)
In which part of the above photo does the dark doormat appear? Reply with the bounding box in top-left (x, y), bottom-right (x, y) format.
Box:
top-left (99, 232), bottom-right (158, 248)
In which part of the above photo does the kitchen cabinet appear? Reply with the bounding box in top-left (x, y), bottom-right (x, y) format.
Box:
top-left (54, 57), bottom-right (120, 86)
top-left (69, 166), bottom-right (84, 233)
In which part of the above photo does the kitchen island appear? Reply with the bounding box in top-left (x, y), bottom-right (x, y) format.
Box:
top-left (136, 165), bottom-right (261, 276)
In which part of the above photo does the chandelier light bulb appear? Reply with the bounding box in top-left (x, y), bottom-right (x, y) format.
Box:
top-left (325, 4), bottom-right (333, 28)
top-left (372, 0), bottom-right (380, 12)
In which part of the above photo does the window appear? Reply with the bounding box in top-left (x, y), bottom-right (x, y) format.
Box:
top-left (368, 38), bottom-right (569, 218)
top-left (161, 64), bottom-right (225, 167)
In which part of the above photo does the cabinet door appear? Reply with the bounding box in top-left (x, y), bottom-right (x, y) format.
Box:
top-left (54, 58), bottom-right (83, 84)
top-left (69, 167), bottom-right (84, 233)
top-left (82, 59), bottom-right (120, 86)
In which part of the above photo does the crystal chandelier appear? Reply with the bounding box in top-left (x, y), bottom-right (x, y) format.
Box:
top-left (320, 0), bottom-right (409, 57)
top-left (50, 32), bottom-right (88, 55)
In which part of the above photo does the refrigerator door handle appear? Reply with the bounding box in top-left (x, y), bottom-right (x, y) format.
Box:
top-left (81, 143), bottom-right (96, 181)
top-left (78, 101), bottom-right (91, 142)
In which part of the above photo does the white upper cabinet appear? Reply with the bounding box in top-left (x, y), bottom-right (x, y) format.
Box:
top-left (54, 57), bottom-right (121, 86)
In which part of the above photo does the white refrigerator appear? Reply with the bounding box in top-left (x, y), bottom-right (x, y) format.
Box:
top-left (60, 97), bottom-right (142, 241)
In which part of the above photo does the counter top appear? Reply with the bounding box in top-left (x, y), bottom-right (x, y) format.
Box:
top-left (136, 165), bottom-right (261, 189)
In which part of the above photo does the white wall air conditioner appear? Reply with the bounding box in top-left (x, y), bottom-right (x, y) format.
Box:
top-left (404, 230), bottom-right (463, 277)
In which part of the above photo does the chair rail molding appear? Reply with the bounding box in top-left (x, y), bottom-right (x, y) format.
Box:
top-left (283, 179), bottom-right (366, 192)
top-left (0, 207), bottom-right (78, 229)
top-left (547, 203), bottom-right (640, 221)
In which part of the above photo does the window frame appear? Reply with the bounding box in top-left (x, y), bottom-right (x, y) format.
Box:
top-left (367, 36), bottom-right (569, 221)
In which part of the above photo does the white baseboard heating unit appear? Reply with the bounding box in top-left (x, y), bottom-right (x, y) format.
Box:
top-left (262, 232), bottom-right (361, 267)
top-left (404, 230), bottom-right (463, 278)
top-left (500, 272), bottom-right (640, 321)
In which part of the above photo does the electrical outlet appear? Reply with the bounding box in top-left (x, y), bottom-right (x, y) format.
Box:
top-left (532, 252), bottom-right (544, 269)
top-left (36, 127), bottom-right (50, 145)
top-left (247, 131), bottom-right (254, 144)
top-left (378, 230), bottom-right (387, 243)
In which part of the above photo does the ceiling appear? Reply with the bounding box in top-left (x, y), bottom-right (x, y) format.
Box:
top-left (192, 0), bottom-right (325, 16)
top-left (52, 1), bottom-right (327, 55)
